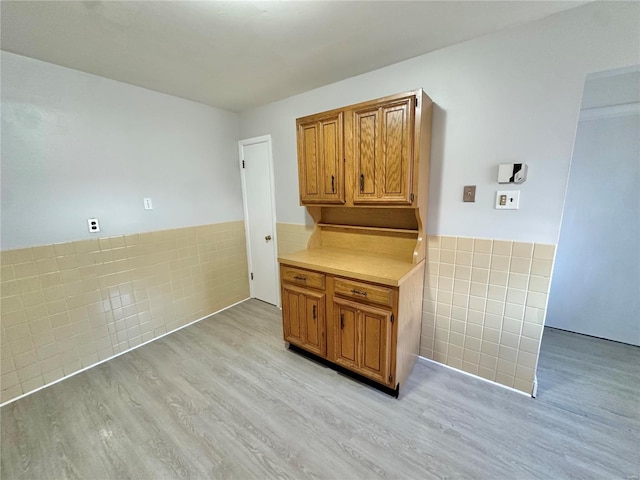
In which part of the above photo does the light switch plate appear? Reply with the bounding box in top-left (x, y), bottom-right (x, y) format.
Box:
top-left (495, 191), bottom-right (520, 209)
top-left (144, 198), bottom-right (153, 210)
top-left (463, 185), bottom-right (476, 202)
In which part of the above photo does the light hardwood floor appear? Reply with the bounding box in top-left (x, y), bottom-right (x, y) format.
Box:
top-left (2, 300), bottom-right (638, 479)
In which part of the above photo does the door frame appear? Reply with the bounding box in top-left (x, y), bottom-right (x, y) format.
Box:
top-left (238, 134), bottom-right (280, 307)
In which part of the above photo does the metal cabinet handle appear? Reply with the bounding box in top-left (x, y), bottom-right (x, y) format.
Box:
top-left (265, 235), bottom-right (272, 241)
top-left (312, 305), bottom-right (316, 320)
top-left (293, 275), bottom-right (307, 282)
top-left (351, 289), bottom-right (368, 297)
top-left (340, 314), bottom-right (344, 329)
top-left (360, 174), bottom-right (364, 192)
top-left (331, 175), bottom-right (335, 193)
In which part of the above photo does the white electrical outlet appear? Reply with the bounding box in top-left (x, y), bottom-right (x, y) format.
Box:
top-left (495, 191), bottom-right (520, 210)
top-left (88, 218), bottom-right (100, 232)
top-left (144, 198), bottom-right (153, 210)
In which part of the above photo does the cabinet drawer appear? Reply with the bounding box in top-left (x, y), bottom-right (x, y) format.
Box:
top-left (281, 266), bottom-right (326, 290)
top-left (334, 277), bottom-right (395, 307)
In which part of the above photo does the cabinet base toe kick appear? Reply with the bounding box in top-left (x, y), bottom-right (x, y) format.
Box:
top-left (288, 343), bottom-right (400, 398)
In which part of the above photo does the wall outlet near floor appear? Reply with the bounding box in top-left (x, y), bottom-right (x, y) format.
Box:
top-left (495, 190), bottom-right (520, 209)
top-left (88, 218), bottom-right (100, 232)
top-left (144, 198), bottom-right (153, 210)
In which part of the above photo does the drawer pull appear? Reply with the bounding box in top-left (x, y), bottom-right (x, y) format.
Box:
top-left (351, 289), bottom-right (368, 297)
top-left (293, 275), bottom-right (307, 282)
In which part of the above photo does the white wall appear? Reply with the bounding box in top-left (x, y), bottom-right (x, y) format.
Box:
top-left (238, 2), bottom-right (640, 244)
top-left (1, 52), bottom-right (243, 250)
top-left (547, 108), bottom-right (639, 345)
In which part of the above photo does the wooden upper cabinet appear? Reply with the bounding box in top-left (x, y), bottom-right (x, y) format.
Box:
top-left (353, 96), bottom-right (415, 205)
top-left (296, 89), bottom-right (430, 208)
top-left (297, 112), bottom-right (345, 205)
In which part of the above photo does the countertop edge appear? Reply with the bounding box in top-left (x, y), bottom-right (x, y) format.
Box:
top-left (278, 253), bottom-right (425, 287)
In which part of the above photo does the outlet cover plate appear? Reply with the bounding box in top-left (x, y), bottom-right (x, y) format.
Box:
top-left (88, 218), bottom-right (100, 232)
top-left (495, 190), bottom-right (520, 209)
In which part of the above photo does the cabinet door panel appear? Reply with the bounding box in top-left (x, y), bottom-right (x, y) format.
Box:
top-left (303, 291), bottom-right (326, 356)
top-left (334, 301), bottom-right (358, 368)
top-left (297, 113), bottom-right (344, 205)
top-left (282, 287), bottom-right (304, 346)
top-left (358, 304), bottom-right (392, 385)
top-left (353, 96), bottom-right (414, 205)
top-left (353, 109), bottom-right (378, 200)
top-left (320, 116), bottom-right (344, 202)
top-left (299, 123), bottom-right (320, 200)
top-left (381, 99), bottom-right (412, 203)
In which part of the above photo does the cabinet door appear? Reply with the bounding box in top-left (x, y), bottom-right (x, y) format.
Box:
top-left (352, 106), bottom-right (379, 203)
top-left (358, 303), bottom-right (392, 385)
top-left (353, 96), bottom-right (414, 205)
top-left (334, 300), bottom-right (358, 369)
top-left (282, 285), bottom-right (305, 347)
top-left (302, 290), bottom-right (326, 356)
top-left (282, 284), bottom-right (326, 357)
top-left (297, 113), bottom-right (344, 204)
top-left (379, 99), bottom-right (413, 203)
top-left (334, 298), bottom-right (394, 385)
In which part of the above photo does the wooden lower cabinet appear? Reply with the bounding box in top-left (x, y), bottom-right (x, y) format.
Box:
top-left (280, 262), bottom-right (423, 395)
top-left (282, 284), bottom-right (326, 357)
top-left (334, 298), bottom-right (392, 386)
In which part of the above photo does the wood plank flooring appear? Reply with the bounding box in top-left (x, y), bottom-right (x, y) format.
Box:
top-left (2, 300), bottom-right (638, 479)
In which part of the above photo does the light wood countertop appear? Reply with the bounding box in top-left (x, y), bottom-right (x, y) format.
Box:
top-left (278, 247), bottom-right (424, 287)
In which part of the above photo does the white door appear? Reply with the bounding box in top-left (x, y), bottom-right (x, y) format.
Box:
top-left (239, 136), bottom-right (279, 306)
